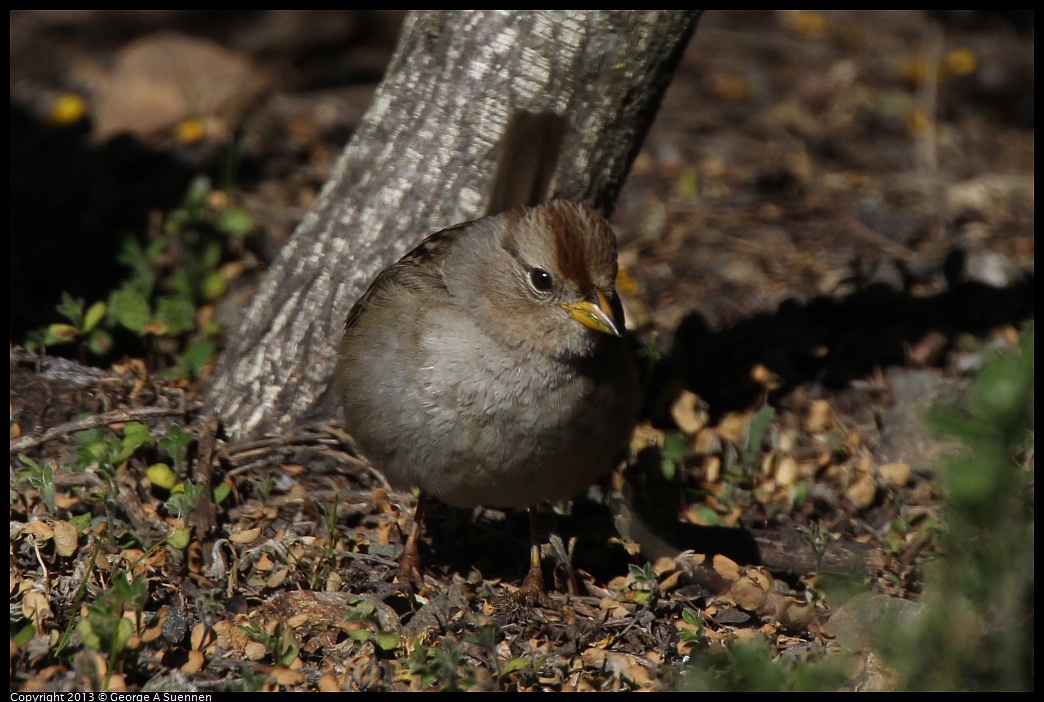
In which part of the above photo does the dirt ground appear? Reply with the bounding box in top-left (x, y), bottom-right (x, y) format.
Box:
top-left (9, 11), bottom-right (1034, 692)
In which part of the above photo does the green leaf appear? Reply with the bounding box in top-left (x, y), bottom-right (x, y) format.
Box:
top-left (74, 426), bottom-right (106, 447)
top-left (692, 504), bottom-right (725, 526)
top-left (11, 624), bottom-right (35, 648)
top-left (218, 207), bottom-right (254, 236)
top-left (662, 431), bottom-right (688, 463)
top-left (161, 423), bottom-right (192, 450)
top-left (374, 631), bottom-right (401, 651)
top-left (68, 512), bottom-right (92, 532)
top-left (348, 629), bottom-right (373, 644)
top-left (628, 562), bottom-right (655, 584)
top-left (109, 286), bottom-right (151, 334)
top-left (169, 268), bottom-right (194, 301)
top-left (83, 301), bottom-right (107, 333)
top-left (971, 347), bottom-right (1032, 427)
top-left (46, 323), bottom-right (79, 343)
top-left (167, 526), bottom-right (192, 550)
top-left (202, 270), bottom-right (228, 301)
top-left (746, 405), bottom-right (776, 453)
top-left (56, 292), bottom-right (85, 326)
top-left (112, 616), bottom-right (134, 655)
top-left (661, 430), bottom-right (688, 480)
top-left (158, 424), bottom-right (192, 470)
top-left (120, 421), bottom-right (153, 460)
top-left (87, 329), bottom-right (113, 356)
top-left (791, 480), bottom-right (808, 506)
top-left (348, 600), bottom-right (377, 620)
top-left (500, 657), bottom-right (532, 676)
top-left (116, 237), bottom-right (160, 296)
top-left (174, 339), bottom-right (217, 378)
top-left (147, 463), bottom-right (177, 491)
top-left (154, 296), bottom-right (197, 336)
top-left (77, 617), bottom-right (102, 651)
top-left (184, 174), bottom-right (212, 209)
top-left (164, 208), bottom-right (191, 236)
top-left (212, 481), bottom-right (232, 505)
top-left (201, 241), bottom-right (223, 269)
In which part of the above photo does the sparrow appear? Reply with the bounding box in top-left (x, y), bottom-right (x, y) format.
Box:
top-left (334, 199), bottom-right (640, 596)
top-left (334, 117), bottom-right (639, 597)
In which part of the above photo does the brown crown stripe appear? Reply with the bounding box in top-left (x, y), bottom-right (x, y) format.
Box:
top-left (544, 202), bottom-right (595, 291)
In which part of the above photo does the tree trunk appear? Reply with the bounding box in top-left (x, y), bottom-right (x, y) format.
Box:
top-left (204, 10), bottom-right (702, 439)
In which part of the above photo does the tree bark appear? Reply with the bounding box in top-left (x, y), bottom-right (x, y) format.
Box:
top-left (204, 10), bottom-right (702, 439)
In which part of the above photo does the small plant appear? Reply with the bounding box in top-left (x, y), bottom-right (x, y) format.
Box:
top-left (875, 327), bottom-right (1034, 691)
top-left (796, 521), bottom-right (836, 574)
top-left (677, 637), bottom-right (851, 692)
top-left (231, 665), bottom-right (270, 693)
top-left (678, 608), bottom-right (710, 648)
top-left (16, 456), bottom-right (58, 513)
top-left (402, 639), bottom-right (476, 691)
top-left (659, 430), bottom-right (688, 482)
top-left (26, 292), bottom-right (111, 359)
top-left (240, 620), bottom-right (301, 667)
top-left (76, 570), bottom-right (149, 688)
top-left (547, 533), bottom-right (579, 595)
top-left (163, 481), bottom-right (207, 521)
top-left (74, 421), bottom-right (153, 476)
top-left (158, 424), bottom-right (193, 473)
top-left (676, 326), bottom-right (1034, 692)
top-left (167, 338), bottom-right (218, 381)
top-left (344, 598), bottom-right (401, 655)
top-left (881, 506), bottom-right (942, 561)
top-left (24, 174), bottom-right (252, 377)
top-left (310, 496), bottom-right (342, 589)
top-left (254, 476), bottom-right (276, 505)
top-left (637, 330), bottom-right (662, 397)
top-left (733, 405), bottom-right (776, 482)
top-left (71, 421), bottom-right (154, 544)
top-left (627, 562), bottom-right (660, 607)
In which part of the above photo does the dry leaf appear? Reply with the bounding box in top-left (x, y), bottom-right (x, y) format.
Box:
top-left (702, 455), bottom-right (721, 483)
top-left (846, 473), bottom-right (877, 509)
top-left (630, 422), bottom-right (665, 454)
top-left (271, 665), bottom-right (303, 686)
top-left (729, 576), bottom-right (768, 611)
top-left (751, 363), bottom-right (782, 391)
top-left (318, 673), bottom-right (341, 692)
top-left (775, 456), bottom-right (799, 486)
top-left (878, 462), bottom-right (911, 487)
top-left (141, 607), bottom-right (168, 643)
top-left (52, 520), bottom-right (78, 557)
top-left (191, 622), bottom-right (217, 652)
top-left (25, 520), bottom-right (54, 540)
top-left (23, 590), bottom-right (52, 628)
top-left (181, 650), bottom-right (205, 674)
top-left (372, 487), bottom-right (395, 515)
top-left (651, 556), bottom-right (677, 576)
top-left (806, 399), bottom-right (832, 433)
top-left (267, 568), bottom-right (289, 588)
top-left (717, 412), bottom-right (750, 447)
top-left (244, 641), bottom-right (267, 660)
top-left (712, 554), bottom-right (741, 581)
top-left (213, 620), bottom-right (250, 651)
top-left (229, 526), bottom-right (262, 544)
top-left (670, 390), bottom-right (706, 435)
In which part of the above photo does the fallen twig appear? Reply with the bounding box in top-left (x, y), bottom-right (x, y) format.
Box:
top-left (10, 405), bottom-right (195, 454)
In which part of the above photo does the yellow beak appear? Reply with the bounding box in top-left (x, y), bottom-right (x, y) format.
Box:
top-left (562, 289), bottom-right (622, 337)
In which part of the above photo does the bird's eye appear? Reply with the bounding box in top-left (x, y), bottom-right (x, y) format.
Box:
top-left (529, 267), bottom-right (554, 292)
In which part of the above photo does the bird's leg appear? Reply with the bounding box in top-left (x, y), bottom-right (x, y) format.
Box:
top-left (518, 506), bottom-right (547, 602)
top-left (395, 493), bottom-right (427, 593)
